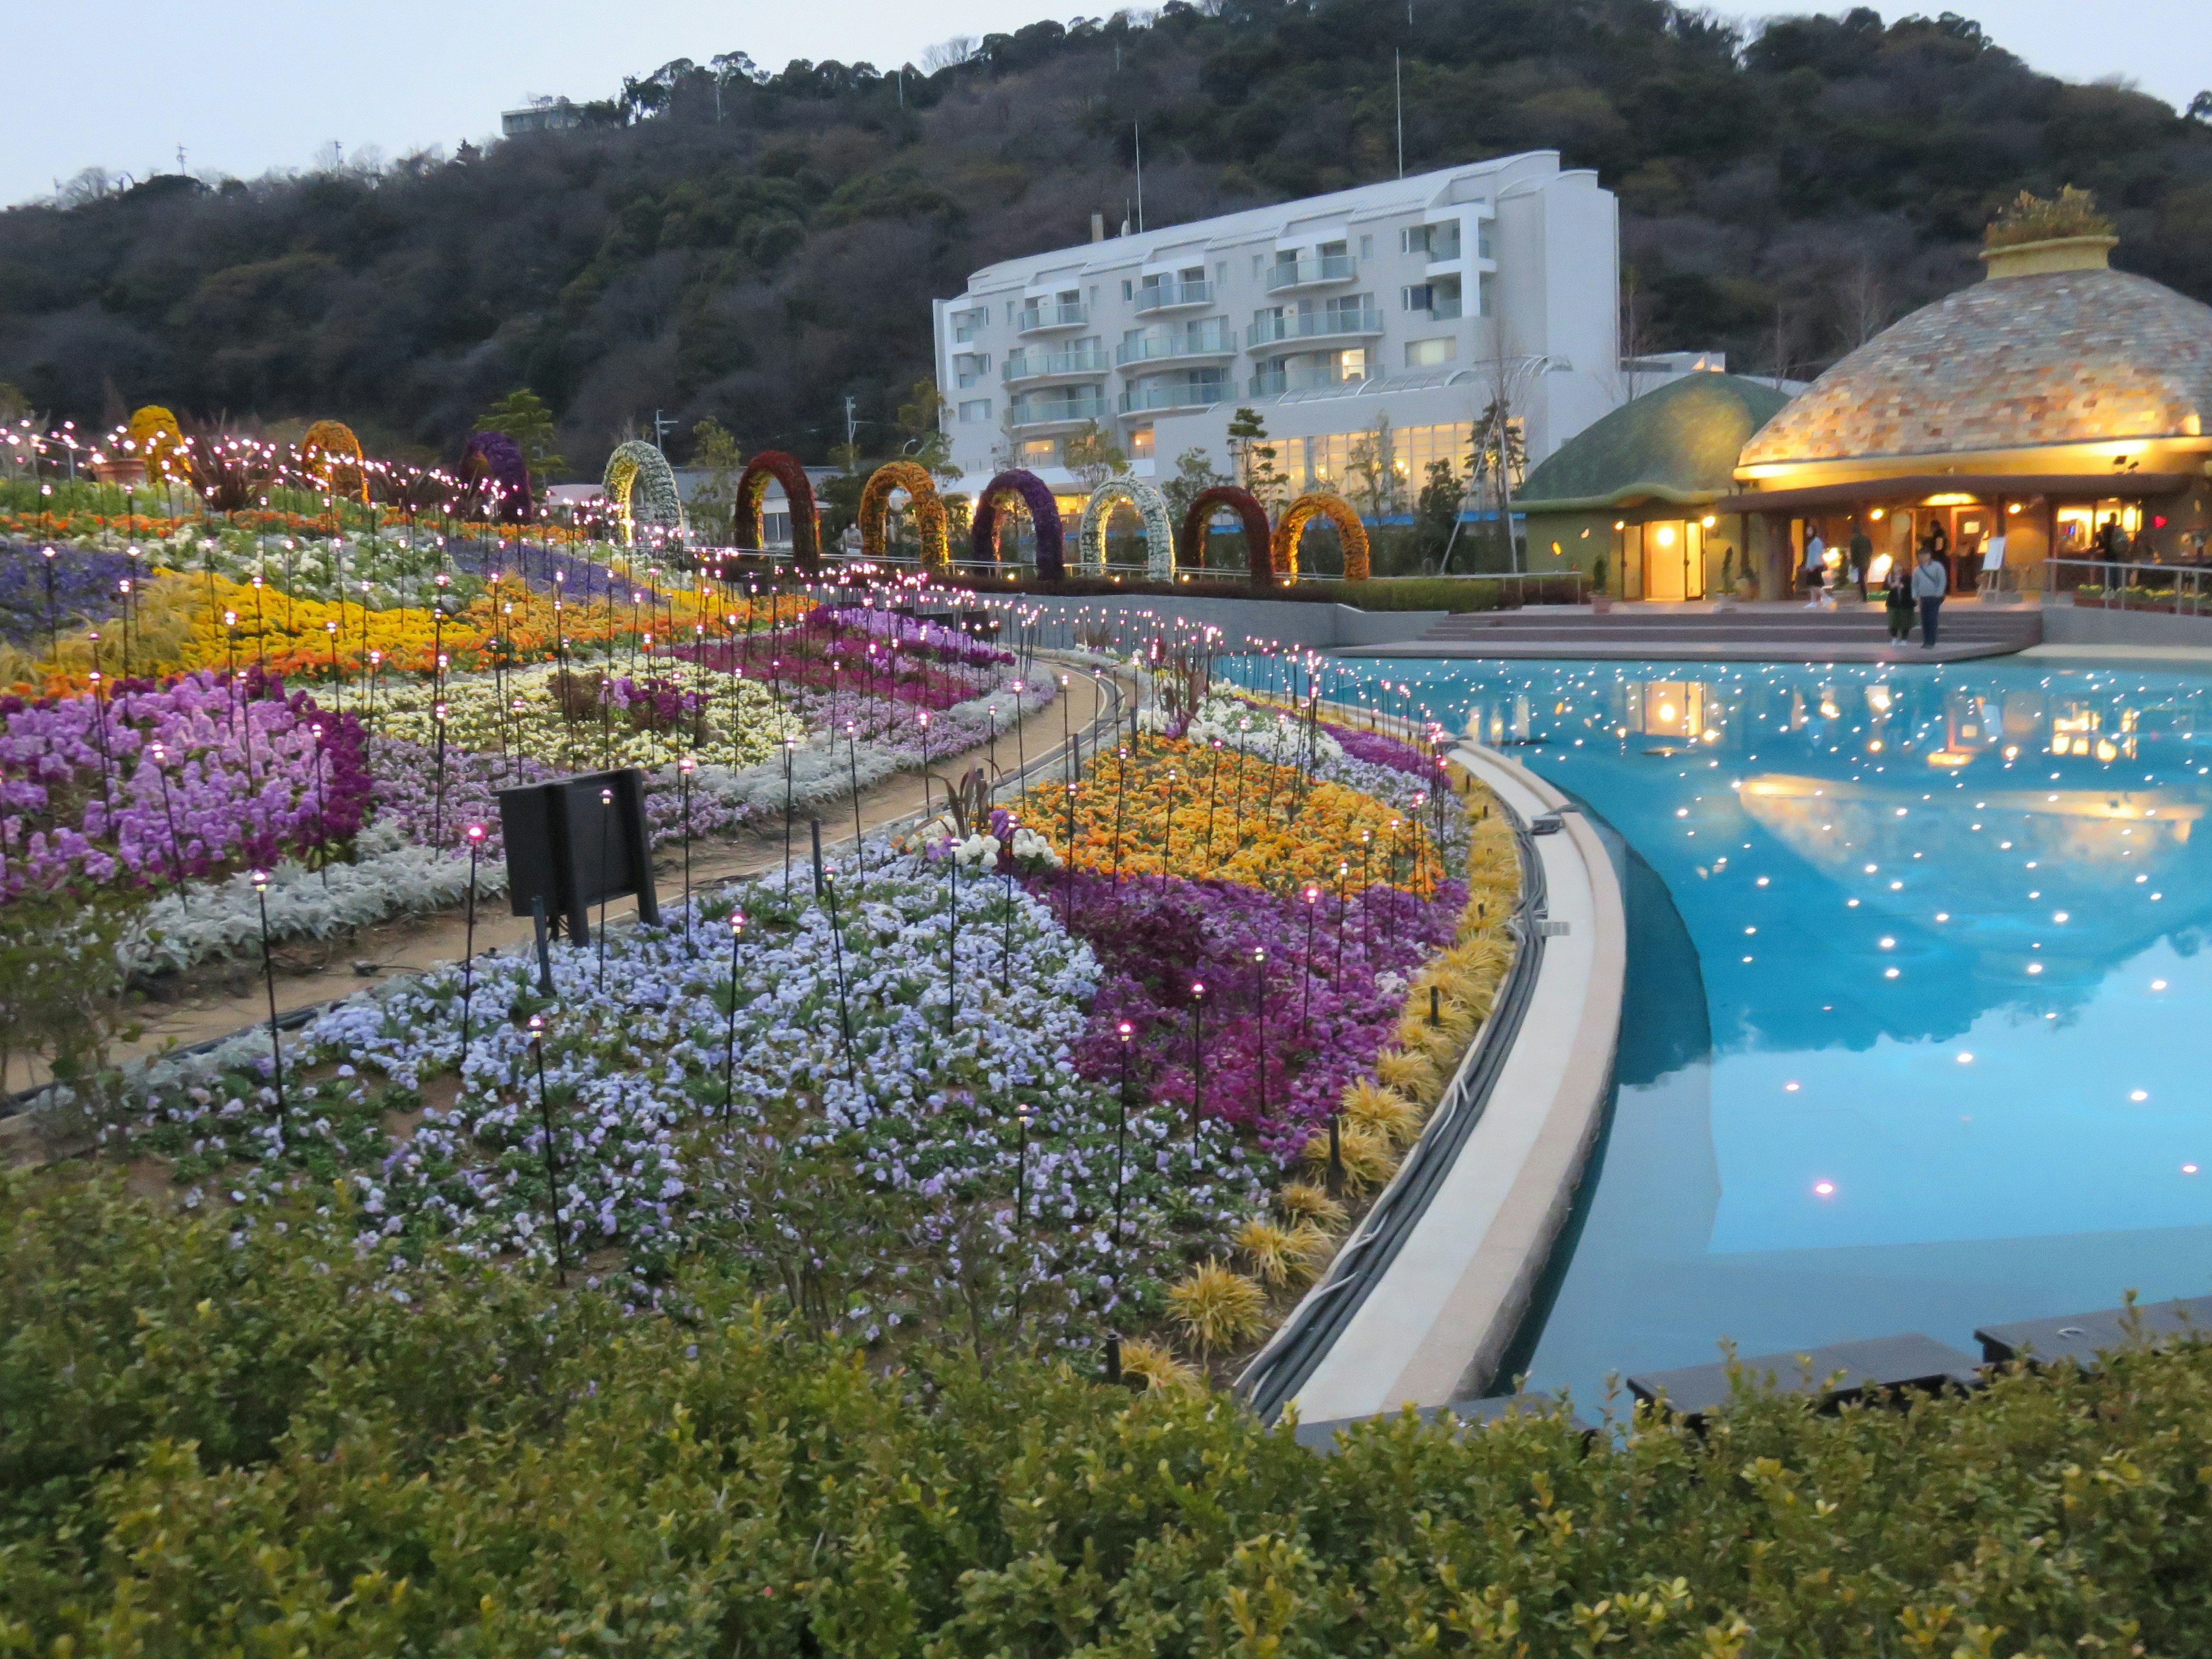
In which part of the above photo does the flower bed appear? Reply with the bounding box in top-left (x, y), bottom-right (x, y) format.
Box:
top-left (0, 669), bottom-right (366, 899)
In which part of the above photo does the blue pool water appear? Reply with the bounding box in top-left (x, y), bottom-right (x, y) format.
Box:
top-left (1307, 657), bottom-right (2212, 1408)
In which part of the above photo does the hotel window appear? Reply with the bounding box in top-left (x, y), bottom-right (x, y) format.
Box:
top-left (1122, 278), bottom-right (1133, 300)
top-left (958, 399), bottom-right (993, 423)
top-left (1004, 301), bottom-right (1015, 324)
top-left (1359, 233), bottom-right (1373, 259)
top-left (1252, 253), bottom-right (1264, 278)
top-left (953, 308), bottom-right (986, 343)
top-left (1402, 284), bottom-right (1433, 312)
top-left (1406, 337), bottom-right (1456, 368)
top-left (1477, 272), bottom-right (1494, 316)
top-left (1020, 438), bottom-right (1058, 463)
top-left (1215, 261), bottom-right (1228, 287)
top-left (1478, 219), bottom-right (1494, 260)
top-left (1128, 425), bottom-right (1155, 459)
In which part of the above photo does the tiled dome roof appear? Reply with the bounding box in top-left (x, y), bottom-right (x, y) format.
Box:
top-left (1738, 267), bottom-right (2212, 469)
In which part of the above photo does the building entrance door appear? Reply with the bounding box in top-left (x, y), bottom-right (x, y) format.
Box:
top-left (1640, 519), bottom-right (1704, 601)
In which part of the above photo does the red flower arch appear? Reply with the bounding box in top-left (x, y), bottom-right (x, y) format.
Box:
top-left (734, 450), bottom-right (820, 568)
top-left (1177, 485), bottom-right (1275, 588)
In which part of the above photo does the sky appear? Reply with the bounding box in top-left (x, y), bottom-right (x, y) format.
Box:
top-left (4, 0), bottom-right (2206, 209)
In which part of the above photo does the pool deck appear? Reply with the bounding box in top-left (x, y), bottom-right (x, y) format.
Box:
top-left (1340, 599), bottom-right (2043, 663)
top-left (1287, 742), bottom-right (1627, 1422)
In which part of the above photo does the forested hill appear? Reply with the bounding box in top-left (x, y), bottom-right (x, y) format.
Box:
top-left (3, 0), bottom-right (2209, 478)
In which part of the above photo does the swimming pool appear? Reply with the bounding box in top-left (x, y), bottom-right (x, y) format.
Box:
top-left (1310, 657), bottom-right (2212, 1408)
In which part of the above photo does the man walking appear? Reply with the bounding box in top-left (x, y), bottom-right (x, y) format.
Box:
top-left (1849, 521), bottom-right (1873, 601)
top-left (1912, 542), bottom-right (1949, 649)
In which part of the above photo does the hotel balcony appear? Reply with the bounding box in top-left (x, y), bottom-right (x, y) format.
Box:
top-left (1017, 300), bottom-right (1088, 335)
top-left (1009, 388), bottom-right (1109, 430)
top-left (1245, 305), bottom-right (1384, 357)
top-left (1002, 344), bottom-right (1110, 385)
top-left (1119, 376), bottom-right (1229, 416)
top-left (1248, 364), bottom-right (1369, 398)
top-left (1114, 324), bottom-right (1237, 368)
top-left (1133, 279), bottom-right (1213, 315)
top-left (1263, 254), bottom-right (1357, 294)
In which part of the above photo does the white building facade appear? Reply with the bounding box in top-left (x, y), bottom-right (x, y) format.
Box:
top-left (931, 152), bottom-right (1625, 520)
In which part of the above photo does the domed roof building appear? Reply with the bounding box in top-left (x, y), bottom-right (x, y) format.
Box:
top-left (1719, 228), bottom-right (2212, 596)
top-left (1520, 371), bottom-right (1792, 600)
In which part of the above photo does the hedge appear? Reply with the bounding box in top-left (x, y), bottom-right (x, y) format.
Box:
top-left (5, 1170), bottom-right (2210, 1654)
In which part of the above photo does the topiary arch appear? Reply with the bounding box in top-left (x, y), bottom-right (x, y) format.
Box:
top-left (1273, 491), bottom-right (1370, 581)
top-left (734, 450), bottom-right (819, 567)
top-left (859, 461), bottom-right (949, 570)
top-left (127, 406), bottom-right (188, 486)
top-left (972, 469), bottom-right (1066, 584)
top-left (1177, 485), bottom-right (1275, 588)
top-left (1079, 478), bottom-right (1174, 579)
top-left (301, 420), bottom-right (370, 505)
top-left (604, 440), bottom-right (683, 544)
top-left (463, 430), bottom-right (536, 522)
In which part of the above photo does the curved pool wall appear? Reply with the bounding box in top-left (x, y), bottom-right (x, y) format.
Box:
top-left (1235, 655), bottom-right (2212, 1410)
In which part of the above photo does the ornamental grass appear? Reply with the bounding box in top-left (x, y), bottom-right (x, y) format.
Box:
top-left (1165, 1257), bottom-right (1268, 1354)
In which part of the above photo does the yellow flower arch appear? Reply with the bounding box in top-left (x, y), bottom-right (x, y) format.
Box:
top-left (859, 461), bottom-right (949, 570)
top-left (126, 406), bottom-right (187, 485)
top-left (300, 420), bottom-right (370, 504)
top-left (1272, 492), bottom-right (1371, 582)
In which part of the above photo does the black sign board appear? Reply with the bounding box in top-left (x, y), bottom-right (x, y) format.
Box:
top-left (497, 767), bottom-right (660, 945)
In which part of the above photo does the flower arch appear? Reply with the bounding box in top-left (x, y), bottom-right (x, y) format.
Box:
top-left (1272, 491), bottom-right (1370, 582)
top-left (971, 469), bottom-right (1066, 583)
top-left (1078, 478), bottom-right (1174, 578)
top-left (126, 406), bottom-right (187, 486)
top-left (604, 440), bottom-right (684, 545)
top-left (1177, 484), bottom-right (1275, 588)
top-left (463, 430), bottom-right (536, 522)
top-left (859, 461), bottom-right (949, 570)
top-left (300, 419), bottom-right (370, 504)
top-left (734, 450), bottom-right (819, 567)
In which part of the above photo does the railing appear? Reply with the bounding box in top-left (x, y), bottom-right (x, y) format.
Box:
top-left (1115, 326), bottom-right (1236, 366)
top-left (1264, 254), bottom-right (1357, 293)
top-left (1017, 301), bottom-right (1087, 332)
top-left (1119, 379), bottom-right (1229, 415)
top-left (1423, 231), bottom-right (1461, 262)
top-left (1246, 305), bottom-right (1384, 349)
top-left (1247, 366), bottom-right (1364, 397)
top-left (1002, 344), bottom-right (1108, 382)
top-left (1008, 391), bottom-right (1109, 427)
top-left (1133, 279), bottom-right (1211, 314)
top-left (2041, 555), bottom-right (2212, 615)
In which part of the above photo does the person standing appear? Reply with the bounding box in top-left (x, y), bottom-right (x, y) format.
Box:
top-left (1912, 542), bottom-right (1949, 648)
top-left (1801, 530), bottom-right (1828, 607)
top-left (1849, 521), bottom-right (1873, 601)
top-left (1883, 551), bottom-right (1914, 643)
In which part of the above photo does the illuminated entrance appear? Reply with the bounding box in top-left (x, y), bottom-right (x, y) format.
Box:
top-left (1623, 518), bottom-right (1705, 601)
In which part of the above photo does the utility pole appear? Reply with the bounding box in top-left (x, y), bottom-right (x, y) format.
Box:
top-left (1395, 51), bottom-right (1404, 179)
top-left (843, 395), bottom-right (858, 453)
top-left (1134, 124), bottom-right (1144, 233)
top-left (652, 409), bottom-right (677, 448)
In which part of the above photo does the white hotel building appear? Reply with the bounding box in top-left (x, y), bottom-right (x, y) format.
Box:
top-left (931, 151), bottom-right (1633, 518)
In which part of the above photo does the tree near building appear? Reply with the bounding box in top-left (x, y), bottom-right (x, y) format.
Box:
top-left (1414, 457), bottom-right (1463, 570)
top-left (1344, 413), bottom-right (1403, 523)
top-left (474, 388), bottom-right (567, 490)
top-left (893, 379), bottom-right (959, 483)
top-left (1160, 447), bottom-right (1233, 570)
top-left (1226, 407), bottom-right (1287, 513)
top-left (686, 416), bottom-right (746, 541)
top-left (1062, 421), bottom-right (1128, 493)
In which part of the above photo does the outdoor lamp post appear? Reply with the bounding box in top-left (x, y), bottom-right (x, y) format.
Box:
top-left (1012, 1099), bottom-right (1035, 1324)
top-left (722, 908), bottom-right (746, 1121)
top-left (250, 870), bottom-right (284, 1112)
top-left (460, 824), bottom-right (486, 1054)
top-left (1106, 1018), bottom-right (1134, 1385)
top-left (526, 1013), bottom-right (568, 1284)
top-left (1188, 979), bottom-right (1206, 1146)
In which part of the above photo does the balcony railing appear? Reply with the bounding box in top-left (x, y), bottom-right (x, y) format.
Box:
top-left (1245, 305), bottom-right (1384, 351)
top-left (1133, 279), bottom-right (1212, 315)
top-left (1264, 254), bottom-right (1356, 294)
top-left (1423, 230), bottom-right (1462, 262)
top-left (1248, 366), bottom-right (1367, 397)
top-left (1017, 301), bottom-right (1088, 334)
top-left (1119, 378), bottom-right (1229, 416)
top-left (1009, 389), bottom-right (1109, 428)
top-left (1114, 326), bottom-right (1237, 366)
top-left (1002, 344), bottom-right (1109, 384)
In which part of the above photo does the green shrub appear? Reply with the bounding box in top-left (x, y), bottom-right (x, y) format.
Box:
top-left (6, 1169), bottom-right (2212, 1653)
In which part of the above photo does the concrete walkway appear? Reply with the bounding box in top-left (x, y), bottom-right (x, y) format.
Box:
top-left (1343, 597), bottom-right (2041, 662)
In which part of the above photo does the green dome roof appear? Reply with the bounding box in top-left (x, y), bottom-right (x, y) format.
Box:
top-left (1521, 373), bottom-right (1793, 511)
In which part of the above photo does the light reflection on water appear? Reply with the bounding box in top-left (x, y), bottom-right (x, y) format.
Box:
top-left (1257, 656), bottom-right (2212, 1408)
